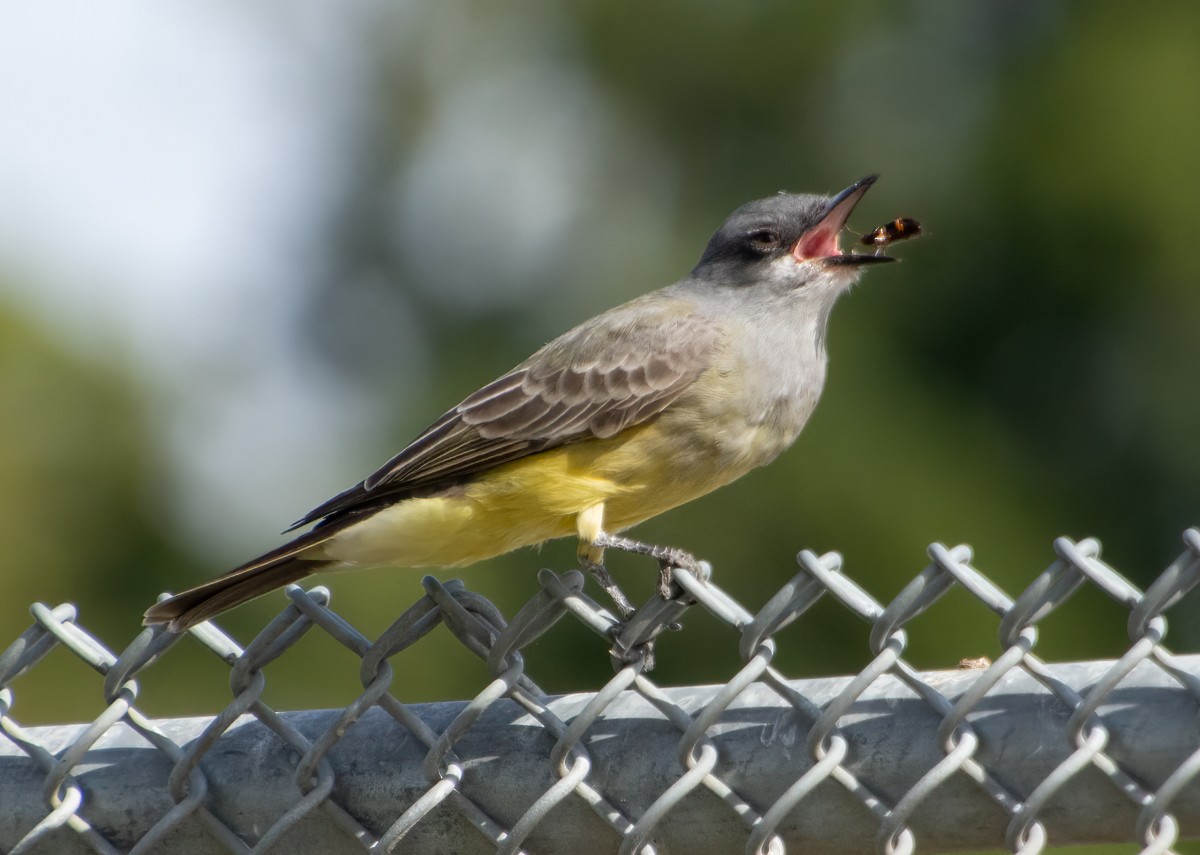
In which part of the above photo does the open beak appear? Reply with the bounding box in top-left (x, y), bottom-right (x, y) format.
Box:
top-left (792, 174), bottom-right (896, 266)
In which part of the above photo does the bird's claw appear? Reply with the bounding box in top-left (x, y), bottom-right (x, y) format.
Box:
top-left (655, 548), bottom-right (710, 601)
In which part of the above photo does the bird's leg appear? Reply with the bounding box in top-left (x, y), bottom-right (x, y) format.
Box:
top-left (576, 504), bottom-right (637, 618)
top-left (590, 531), bottom-right (707, 600)
top-left (586, 560), bottom-right (638, 619)
top-left (576, 504), bottom-right (706, 613)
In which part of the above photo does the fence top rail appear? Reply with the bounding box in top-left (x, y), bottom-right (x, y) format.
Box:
top-left (2, 528), bottom-right (1198, 854)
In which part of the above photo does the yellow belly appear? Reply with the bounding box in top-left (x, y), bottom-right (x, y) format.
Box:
top-left (317, 417), bottom-right (758, 570)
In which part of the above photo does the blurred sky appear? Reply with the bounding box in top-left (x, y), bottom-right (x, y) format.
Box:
top-left (0, 1), bottom-right (383, 548)
top-left (2, 0), bottom-right (1199, 729)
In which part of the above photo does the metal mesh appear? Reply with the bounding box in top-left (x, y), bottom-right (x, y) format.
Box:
top-left (2, 530), bottom-right (1199, 854)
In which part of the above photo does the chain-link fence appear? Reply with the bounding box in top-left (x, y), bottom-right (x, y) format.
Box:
top-left (2, 529), bottom-right (1199, 854)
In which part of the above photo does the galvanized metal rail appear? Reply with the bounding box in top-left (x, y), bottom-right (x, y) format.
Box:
top-left (2, 529), bottom-right (1198, 854)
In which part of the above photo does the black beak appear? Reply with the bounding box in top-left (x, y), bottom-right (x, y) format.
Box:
top-left (818, 174), bottom-right (898, 266)
top-left (822, 175), bottom-right (878, 230)
top-left (824, 253), bottom-right (897, 266)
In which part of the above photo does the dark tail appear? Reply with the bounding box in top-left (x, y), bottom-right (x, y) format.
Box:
top-left (144, 528), bottom-right (340, 632)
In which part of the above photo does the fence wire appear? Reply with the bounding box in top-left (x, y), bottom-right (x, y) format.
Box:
top-left (2, 530), bottom-right (1199, 854)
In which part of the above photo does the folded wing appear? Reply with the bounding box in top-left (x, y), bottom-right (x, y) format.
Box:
top-left (290, 303), bottom-right (720, 529)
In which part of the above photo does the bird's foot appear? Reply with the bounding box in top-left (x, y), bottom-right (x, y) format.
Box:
top-left (591, 533), bottom-right (708, 602)
top-left (653, 547), bottom-right (704, 599)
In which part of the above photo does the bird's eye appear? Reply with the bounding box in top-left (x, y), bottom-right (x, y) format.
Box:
top-left (747, 229), bottom-right (781, 251)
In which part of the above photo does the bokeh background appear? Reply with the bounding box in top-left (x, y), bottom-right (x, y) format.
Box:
top-left (2, 0), bottom-right (1198, 785)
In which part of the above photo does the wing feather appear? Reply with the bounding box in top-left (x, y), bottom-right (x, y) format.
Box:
top-left (290, 302), bottom-right (720, 530)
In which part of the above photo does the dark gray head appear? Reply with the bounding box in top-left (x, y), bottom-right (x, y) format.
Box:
top-left (691, 175), bottom-right (894, 292)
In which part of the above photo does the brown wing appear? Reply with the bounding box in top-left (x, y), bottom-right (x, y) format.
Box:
top-left (290, 301), bottom-right (720, 529)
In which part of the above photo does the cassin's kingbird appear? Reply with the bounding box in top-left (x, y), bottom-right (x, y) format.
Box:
top-left (145, 175), bottom-right (897, 631)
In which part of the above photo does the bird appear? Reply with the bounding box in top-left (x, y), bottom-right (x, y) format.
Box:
top-left (145, 175), bottom-right (898, 632)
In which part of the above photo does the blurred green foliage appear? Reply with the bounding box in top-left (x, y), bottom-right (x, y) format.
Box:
top-left (1, 13), bottom-right (1198, 853)
top-left (0, 300), bottom-right (208, 718)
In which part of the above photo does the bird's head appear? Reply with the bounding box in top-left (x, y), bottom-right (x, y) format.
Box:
top-left (691, 175), bottom-right (895, 299)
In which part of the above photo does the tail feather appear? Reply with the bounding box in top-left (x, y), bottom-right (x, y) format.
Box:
top-left (145, 528), bottom-right (341, 632)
